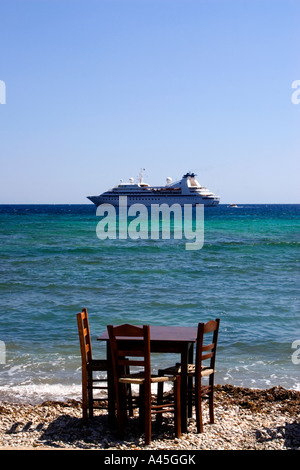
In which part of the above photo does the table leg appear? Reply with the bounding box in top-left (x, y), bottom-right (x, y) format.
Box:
top-left (106, 341), bottom-right (116, 427)
top-left (180, 343), bottom-right (194, 433)
top-left (180, 345), bottom-right (187, 433)
top-left (187, 344), bottom-right (194, 418)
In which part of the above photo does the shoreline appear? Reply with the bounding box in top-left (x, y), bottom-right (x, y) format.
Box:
top-left (0, 384), bottom-right (299, 450)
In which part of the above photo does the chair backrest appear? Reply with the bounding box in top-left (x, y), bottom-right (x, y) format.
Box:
top-left (77, 308), bottom-right (93, 367)
top-left (195, 318), bottom-right (220, 374)
top-left (107, 324), bottom-right (151, 383)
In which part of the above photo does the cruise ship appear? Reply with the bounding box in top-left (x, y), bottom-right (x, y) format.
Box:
top-left (87, 170), bottom-right (220, 207)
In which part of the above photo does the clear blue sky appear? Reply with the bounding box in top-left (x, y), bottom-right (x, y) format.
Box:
top-left (0, 0), bottom-right (299, 204)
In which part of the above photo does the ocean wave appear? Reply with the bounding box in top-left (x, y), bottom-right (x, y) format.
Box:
top-left (0, 383), bottom-right (82, 404)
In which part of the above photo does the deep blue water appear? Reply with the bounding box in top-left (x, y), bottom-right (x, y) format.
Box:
top-left (0, 204), bottom-right (299, 403)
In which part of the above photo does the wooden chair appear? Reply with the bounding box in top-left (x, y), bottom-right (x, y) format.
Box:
top-left (107, 323), bottom-right (181, 445)
top-left (158, 318), bottom-right (220, 433)
top-left (77, 308), bottom-right (108, 422)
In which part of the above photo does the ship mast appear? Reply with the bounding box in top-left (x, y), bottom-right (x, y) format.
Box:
top-left (137, 168), bottom-right (146, 184)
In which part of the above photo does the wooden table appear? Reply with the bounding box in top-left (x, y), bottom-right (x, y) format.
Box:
top-left (97, 325), bottom-right (198, 433)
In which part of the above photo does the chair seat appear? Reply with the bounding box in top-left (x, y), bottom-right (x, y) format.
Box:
top-left (119, 372), bottom-right (177, 385)
top-left (160, 363), bottom-right (214, 377)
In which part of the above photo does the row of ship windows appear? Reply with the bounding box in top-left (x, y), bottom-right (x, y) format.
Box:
top-left (105, 196), bottom-right (166, 200)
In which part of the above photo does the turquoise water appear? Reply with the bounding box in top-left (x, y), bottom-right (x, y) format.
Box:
top-left (0, 204), bottom-right (299, 403)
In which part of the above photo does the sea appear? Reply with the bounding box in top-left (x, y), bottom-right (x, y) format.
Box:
top-left (0, 204), bottom-right (299, 404)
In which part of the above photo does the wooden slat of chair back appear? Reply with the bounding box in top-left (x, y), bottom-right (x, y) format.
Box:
top-left (116, 349), bottom-right (146, 368)
top-left (203, 319), bottom-right (218, 334)
top-left (112, 323), bottom-right (146, 338)
top-left (77, 308), bottom-right (93, 366)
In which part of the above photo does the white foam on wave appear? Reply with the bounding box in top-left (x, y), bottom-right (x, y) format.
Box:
top-left (0, 383), bottom-right (83, 404)
top-left (0, 380), bottom-right (174, 405)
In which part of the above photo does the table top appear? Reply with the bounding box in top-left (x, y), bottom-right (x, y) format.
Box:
top-left (97, 325), bottom-right (198, 343)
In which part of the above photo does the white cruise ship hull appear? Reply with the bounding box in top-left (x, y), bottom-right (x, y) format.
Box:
top-left (88, 194), bottom-right (219, 207)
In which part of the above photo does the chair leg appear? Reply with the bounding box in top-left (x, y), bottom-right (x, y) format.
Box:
top-left (156, 381), bottom-right (164, 427)
top-left (195, 378), bottom-right (203, 433)
top-left (174, 375), bottom-right (181, 438)
top-left (115, 384), bottom-right (127, 438)
top-left (121, 363), bottom-right (133, 417)
top-left (121, 383), bottom-right (129, 425)
top-left (209, 394), bottom-right (214, 424)
top-left (196, 397), bottom-right (203, 433)
top-left (187, 375), bottom-right (193, 418)
top-left (126, 384), bottom-right (133, 417)
top-left (82, 370), bottom-right (88, 423)
top-left (88, 372), bottom-right (93, 419)
top-left (144, 384), bottom-right (152, 445)
top-left (208, 379), bottom-right (215, 424)
top-left (138, 384), bottom-right (145, 430)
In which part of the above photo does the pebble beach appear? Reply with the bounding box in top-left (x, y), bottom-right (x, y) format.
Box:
top-left (0, 385), bottom-right (299, 451)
